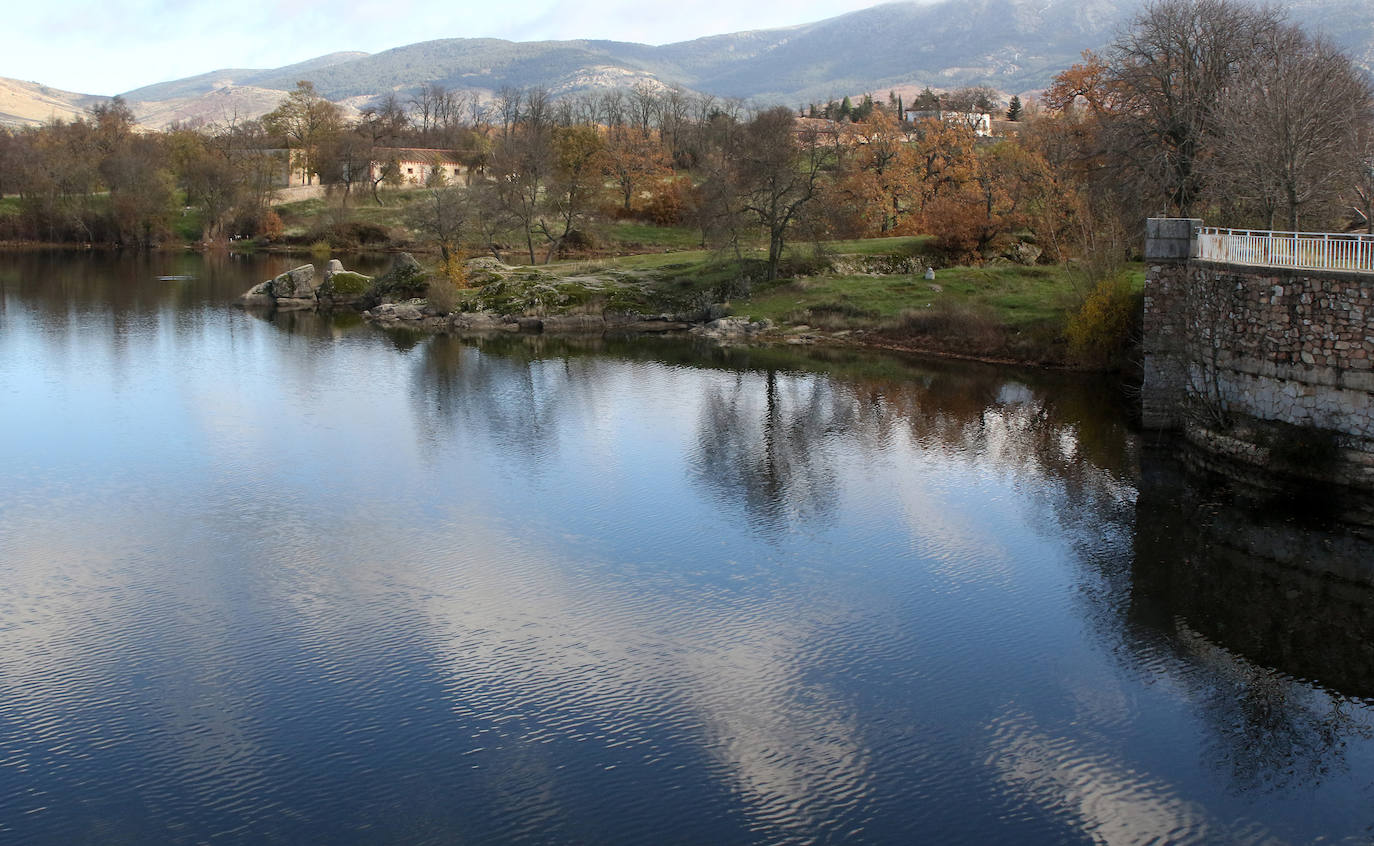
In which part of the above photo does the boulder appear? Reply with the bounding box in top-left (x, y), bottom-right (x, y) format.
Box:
top-left (464, 257), bottom-right (514, 286)
top-left (268, 264), bottom-right (317, 299)
top-left (237, 262), bottom-right (378, 311)
top-left (237, 280), bottom-right (275, 307)
top-left (378, 300), bottom-right (425, 322)
top-left (451, 313), bottom-right (516, 332)
top-left (704, 303), bottom-right (731, 321)
top-left (1006, 242), bottom-right (1042, 266)
top-left (692, 316), bottom-right (773, 339)
top-left (367, 253), bottom-right (429, 305)
top-left (620, 321), bottom-right (692, 333)
top-left (365, 298), bottom-right (455, 331)
top-left (321, 270), bottom-right (371, 297)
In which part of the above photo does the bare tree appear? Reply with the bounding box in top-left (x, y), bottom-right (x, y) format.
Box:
top-left (732, 107), bottom-right (826, 282)
top-left (943, 85), bottom-right (1001, 115)
top-left (317, 128), bottom-right (376, 207)
top-left (435, 88), bottom-right (466, 141)
top-left (1354, 127), bottom-right (1374, 234)
top-left (1211, 27), bottom-right (1374, 230)
top-left (495, 87), bottom-right (523, 139)
top-left (1106, 0), bottom-right (1284, 216)
top-left (553, 98), bottom-right (576, 128)
top-left (490, 119), bottom-right (553, 265)
top-left (410, 84), bottom-right (438, 135)
top-left (657, 86), bottom-right (691, 162)
top-left (352, 98), bottom-right (410, 205)
top-left (537, 124), bottom-right (605, 262)
top-left (0, 126), bottom-right (17, 198)
top-left (467, 96), bottom-right (491, 133)
top-left (600, 89), bottom-right (626, 134)
top-left (262, 81), bottom-right (343, 185)
top-left (523, 87), bottom-right (554, 135)
top-left (404, 177), bottom-right (471, 262)
top-left (629, 82), bottom-right (658, 138)
top-left (571, 93), bottom-right (601, 127)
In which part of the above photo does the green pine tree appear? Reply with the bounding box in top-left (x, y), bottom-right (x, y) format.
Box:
top-left (854, 94), bottom-right (874, 121)
top-left (1007, 95), bottom-right (1023, 121)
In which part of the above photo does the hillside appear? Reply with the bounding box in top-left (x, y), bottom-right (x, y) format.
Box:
top-left (117, 52), bottom-right (370, 103)
top-left (2, 0), bottom-right (1370, 130)
top-left (0, 78), bottom-right (99, 126)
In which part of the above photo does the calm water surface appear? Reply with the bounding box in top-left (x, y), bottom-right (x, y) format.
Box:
top-left (1, 252), bottom-right (1373, 844)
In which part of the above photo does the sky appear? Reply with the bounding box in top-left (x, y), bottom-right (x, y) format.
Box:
top-left (3, 0), bottom-right (906, 96)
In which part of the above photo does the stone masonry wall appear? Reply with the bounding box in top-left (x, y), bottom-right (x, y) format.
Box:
top-left (1141, 261), bottom-right (1189, 430)
top-left (1194, 262), bottom-right (1374, 435)
top-left (1142, 219), bottom-right (1374, 489)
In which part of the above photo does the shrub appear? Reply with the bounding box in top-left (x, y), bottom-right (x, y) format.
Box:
top-left (893, 301), bottom-right (1005, 349)
top-left (437, 252), bottom-right (469, 288)
top-left (260, 210), bottom-right (284, 241)
top-left (560, 228), bottom-right (597, 253)
top-left (1065, 274), bottom-right (1141, 367)
top-left (789, 301), bottom-right (880, 330)
top-left (426, 276), bottom-right (463, 314)
top-left (644, 177), bottom-right (695, 226)
top-left (328, 220), bottom-right (392, 247)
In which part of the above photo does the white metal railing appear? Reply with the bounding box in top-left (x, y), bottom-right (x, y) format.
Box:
top-left (1196, 227), bottom-right (1374, 272)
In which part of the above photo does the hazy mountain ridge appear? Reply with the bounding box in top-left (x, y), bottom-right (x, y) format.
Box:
top-left (263, 0), bottom-right (1137, 105)
top-left (2, 0), bottom-right (1369, 129)
top-left (118, 52), bottom-right (372, 103)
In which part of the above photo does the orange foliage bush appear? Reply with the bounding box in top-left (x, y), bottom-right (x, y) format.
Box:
top-left (644, 177), bottom-right (696, 226)
top-left (258, 210), bottom-right (284, 241)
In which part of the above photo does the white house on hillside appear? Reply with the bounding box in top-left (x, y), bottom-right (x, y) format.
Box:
top-left (369, 148), bottom-right (465, 186)
top-left (904, 110), bottom-right (993, 137)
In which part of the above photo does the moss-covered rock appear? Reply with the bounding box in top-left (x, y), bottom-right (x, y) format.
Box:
top-left (327, 271), bottom-right (371, 296)
top-left (364, 253), bottom-right (430, 307)
top-left (464, 257), bottom-right (514, 287)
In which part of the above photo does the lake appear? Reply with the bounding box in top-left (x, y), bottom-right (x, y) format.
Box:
top-left (2, 251), bottom-right (1372, 844)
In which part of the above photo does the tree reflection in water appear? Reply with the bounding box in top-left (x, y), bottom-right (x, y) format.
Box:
top-left (407, 332), bottom-right (1374, 803)
top-left (693, 368), bottom-right (843, 533)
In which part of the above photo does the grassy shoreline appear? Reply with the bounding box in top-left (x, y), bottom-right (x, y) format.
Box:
top-left (408, 234), bottom-right (1145, 371)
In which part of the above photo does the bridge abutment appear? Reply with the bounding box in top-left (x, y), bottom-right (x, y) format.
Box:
top-left (1142, 218), bottom-right (1374, 490)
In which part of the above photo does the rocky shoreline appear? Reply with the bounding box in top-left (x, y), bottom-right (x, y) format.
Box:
top-left (236, 254), bottom-right (779, 342)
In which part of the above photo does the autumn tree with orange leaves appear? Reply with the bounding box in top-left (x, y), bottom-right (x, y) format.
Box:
top-left (824, 108), bottom-right (922, 237)
top-left (603, 130), bottom-right (673, 213)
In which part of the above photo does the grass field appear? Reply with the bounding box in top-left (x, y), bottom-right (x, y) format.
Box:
top-left (510, 235), bottom-right (1141, 336)
top-left (740, 263), bottom-right (1121, 329)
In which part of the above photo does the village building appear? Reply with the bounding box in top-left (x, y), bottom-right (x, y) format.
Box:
top-left (903, 109), bottom-right (993, 137)
top-left (368, 147), bottom-right (466, 186)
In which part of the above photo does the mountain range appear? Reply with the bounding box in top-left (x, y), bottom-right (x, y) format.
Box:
top-left (3, 0), bottom-right (1371, 130)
